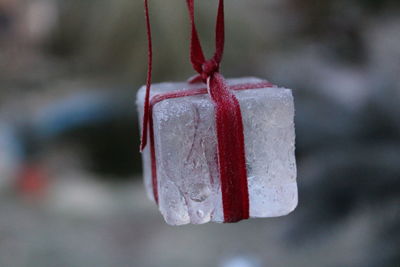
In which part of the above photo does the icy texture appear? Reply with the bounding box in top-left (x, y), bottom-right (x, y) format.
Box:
top-left (136, 77), bottom-right (297, 225)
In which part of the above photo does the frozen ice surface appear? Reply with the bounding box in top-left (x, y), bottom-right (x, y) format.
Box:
top-left (137, 77), bottom-right (297, 225)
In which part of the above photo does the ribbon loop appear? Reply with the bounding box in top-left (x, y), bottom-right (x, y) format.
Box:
top-left (186, 0), bottom-right (225, 83)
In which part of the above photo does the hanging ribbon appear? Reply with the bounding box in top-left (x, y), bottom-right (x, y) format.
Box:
top-left (140, 0), bottom-right (153, 152)
top-left (141, 0), bottom-right (273, 222)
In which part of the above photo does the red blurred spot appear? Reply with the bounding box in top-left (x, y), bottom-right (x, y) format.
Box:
top-left (17, 165), bottom-right (48, 197)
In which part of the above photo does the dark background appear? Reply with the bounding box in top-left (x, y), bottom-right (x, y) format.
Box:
top-left (0, 0), bottom-right (399, 266)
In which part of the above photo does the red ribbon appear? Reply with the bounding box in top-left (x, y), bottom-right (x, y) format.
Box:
top-left (141, 0), bottom-right (273, 222)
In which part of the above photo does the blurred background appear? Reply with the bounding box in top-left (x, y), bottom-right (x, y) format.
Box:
top-left (0, 0), bottom-right (399, 266)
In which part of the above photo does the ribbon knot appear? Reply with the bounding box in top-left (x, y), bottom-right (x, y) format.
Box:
top-left (201, 59), bottom-right (219, 81)
top-left (190, 59), bottom-right (220, 84)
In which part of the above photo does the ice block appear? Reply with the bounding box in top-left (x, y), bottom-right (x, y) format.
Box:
top-left (137, 77), bottom-right (297, 225)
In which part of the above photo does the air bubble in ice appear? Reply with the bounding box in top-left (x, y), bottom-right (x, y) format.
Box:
top-left (197, 209), bottom-right (205, 218)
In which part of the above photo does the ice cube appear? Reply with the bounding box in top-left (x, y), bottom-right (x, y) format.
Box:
top-left (137, 77), bottom-right (297, 225)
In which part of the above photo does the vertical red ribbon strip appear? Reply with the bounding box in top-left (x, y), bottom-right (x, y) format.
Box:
top-left (142, 0), bottom-right (250, 222)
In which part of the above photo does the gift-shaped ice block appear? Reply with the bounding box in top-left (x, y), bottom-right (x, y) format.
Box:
top-left (137, 77), bottom-right (297, 225)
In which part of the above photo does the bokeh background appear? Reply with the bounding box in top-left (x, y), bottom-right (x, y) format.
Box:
top-left (1, 0), bottom-right (399, 266)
